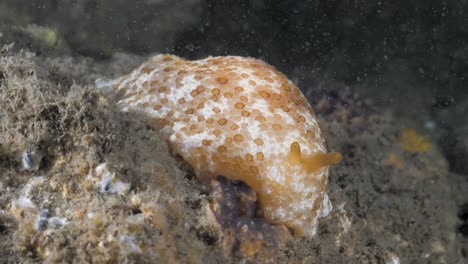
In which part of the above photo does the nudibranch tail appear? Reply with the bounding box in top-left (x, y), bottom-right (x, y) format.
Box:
top-left (288, 142), bottom-right (342, 173)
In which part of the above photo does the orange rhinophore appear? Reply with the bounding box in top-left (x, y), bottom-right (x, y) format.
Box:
top-left (110, 54), bottom-right (341, 237)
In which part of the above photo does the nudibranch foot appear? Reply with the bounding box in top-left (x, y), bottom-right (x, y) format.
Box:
top-left (210, 177), bottom-right (289, 257)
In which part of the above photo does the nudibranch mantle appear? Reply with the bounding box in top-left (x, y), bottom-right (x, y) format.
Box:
top-left (109, 54), bottom-right (341, 237)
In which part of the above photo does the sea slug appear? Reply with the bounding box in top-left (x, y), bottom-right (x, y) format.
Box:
top-left (109, 54), bottom-right (341, 237)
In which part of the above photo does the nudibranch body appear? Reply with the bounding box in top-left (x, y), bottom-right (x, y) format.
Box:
top-left (110, 54), bottom-right (341, 237)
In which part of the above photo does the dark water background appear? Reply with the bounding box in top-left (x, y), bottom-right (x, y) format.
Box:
top-left (2, 1), bottom-right (467, 88)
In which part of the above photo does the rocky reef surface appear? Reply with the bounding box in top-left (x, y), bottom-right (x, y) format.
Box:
top-left (0, 28), bottom-right (466, 263)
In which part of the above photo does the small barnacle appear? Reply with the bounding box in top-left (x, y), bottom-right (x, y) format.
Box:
top-left (131, 194), bottom-right (142, 208)
top-left (88, 163), bottom-right (130, 194)
top-left (39, 209), bottom-right (50, 219)
top-left (35, 209), bottom-right (51, 231)
top-left (35, 217), bottom-right (49, 231)
top-left (103, 180), bottom-right (111, 192)
top-left (120, 235), bottom-right (142, 254)
top-left (20, 146), bottom-right (43, 171)
top-left (48, 217), bottom-right (66, 229)
top-left (34, 208), bottom-right (66, 231)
